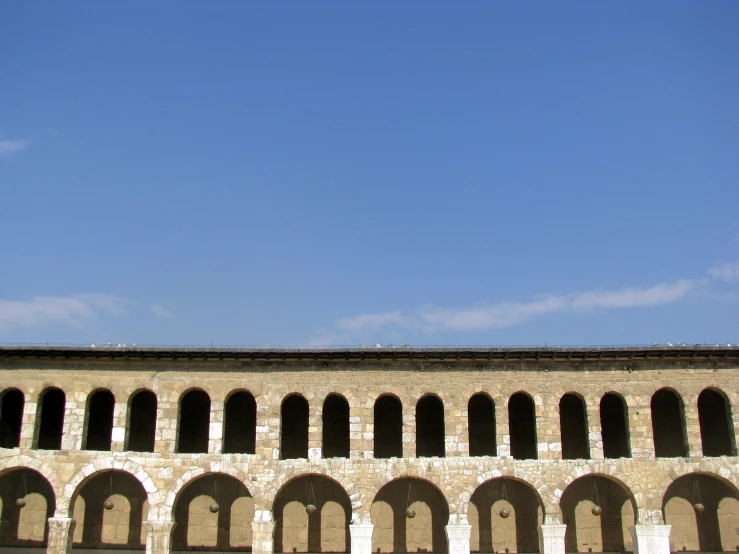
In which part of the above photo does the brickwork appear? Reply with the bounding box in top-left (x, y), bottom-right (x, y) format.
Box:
top-left (0, 346), bottom-right (737, 554)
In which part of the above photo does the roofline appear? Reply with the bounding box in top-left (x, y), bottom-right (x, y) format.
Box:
top-left (1, 344), bottom-right (738, 363)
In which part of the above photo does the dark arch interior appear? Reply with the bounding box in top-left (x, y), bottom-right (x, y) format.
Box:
top-left (651, 389), bottom-right (688, 458)
top-left (600, 394), bottom-right (630, 459)
top-left (470, 478), bottom-right (541, 553)
top-left (322, 395), bottom-right (349, 459)
top-left (72, 470), bottom-right (147, 549)
top-left (560, 475), bottom-right (636, 553)
top-left (178, 390), bottom-right (211, 454)
top-left (0, 389), bottom-right (24, 449)
top-left (698, 389), bottom-right (736, 457)
top-left (374, 396), bottom-right (403, 459)
top-left (36, 388), bottom-right (65, 450)
top-left (468, 394), bottom-right (496, 457)
top-left (127, 390), bottom-right (157, 453)
top-left (224, 391), bottom-right (257, 454)
top-left (560, 394), bottom-right (589, 460)
top-left (281, 395), bottom-right (309, 459)
top-left (0, 468), bottom-right (55, 547)
top-left (173, 473), bottom-right (253, 551)
top-left (371, 478), bottom-right (449, 553)
top-left (509, 393), bottom-right (537, 460)
top-left (85, 390), bottom-right (115, 451)
top-left (663, 473), bottom-right (739, 552)
top-left (273, 475), bottom-right (351, 553)
top-left (416, 396), bottom-right (445, 457)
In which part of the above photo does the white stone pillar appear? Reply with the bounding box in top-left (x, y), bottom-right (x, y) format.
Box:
top-left (47, 517), bottom-right (75, 554)
top-left (445, 524), bottom-right (471, 554)
top-left (538, 523), bottom-right (567, 554)
top-left (61, 393), bottom-right (85, 450)
top-left (208, 400), bottom-right (224, 454)
top-left (19, 398), bottom-right (37, 449)
top-left (111, 401), bottom-right (128, 452)
top-left (144, 521), bottom-right (175, 554)
top-left (252, 510), bottom-right (276, 554)
top-left (630, 525), bottom-right (671, 554)
top-left (350, 523), bottom-right (374, 554)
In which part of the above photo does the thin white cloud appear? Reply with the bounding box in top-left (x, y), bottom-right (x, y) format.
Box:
top-left (151, 304), bottom-right (174, 318)
top-left (708, 262), bottom-right (739, 283)
top-left (314, 278), bottom-right (701, 344)
top-left (0, 138), bottom-right (30, 158)
top-left (0, 294), bottom-right (128, 330)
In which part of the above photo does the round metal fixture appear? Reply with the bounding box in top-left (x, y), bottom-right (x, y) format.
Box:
top-left (499, 507), bottom-right (510, 519)
top-left (15, 497), bottom-right (27, 508)
top-left (209, 501), bottom-right (220, 513)
top-left (306, 504), bottom-right (317, 515)
top-left (591, 505), bottom-right (602, 516)
top-left (104, 499), bottom-right (115, 510)
top-left (405, 506), bottom-right (416, 518)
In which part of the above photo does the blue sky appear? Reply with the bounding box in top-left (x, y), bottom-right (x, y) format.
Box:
top-left (2, 1), bottom-right (738, 347)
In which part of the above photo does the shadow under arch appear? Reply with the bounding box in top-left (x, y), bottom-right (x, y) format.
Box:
top-left (371, 476), bottom-right (449, 554)
top-left (662, 472), bottom-right (739, 552)
top-left (70, 469), bottom-right (148, 549)
top-left (560, 474), bottom-right (637, 553)
top-left (172, 472), bottom-right (254, 551)
top-left (0, 467), bottom-right (55, 547)
top-left (469, 477), bottom-right (543, 553)
top-left (273, 473), bottom-right (351, 553)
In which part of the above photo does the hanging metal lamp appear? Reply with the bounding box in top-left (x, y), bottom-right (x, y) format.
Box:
top-left (103, 474), bottom-right (115, 510)
top-left (405, 478), bottom-right (416, 518)
top-left (209, 480), bottom-right (220, 513)
top-left (15, 473), bottom-right (27, 508)
top-left (591, 481), bottom-right (602, 516)
top-left (499, 481), bottom-right (511, 519)
top-left (306, 476), bottom-right (317, 515)
top-left (693, 481), bottom-right (705, 514)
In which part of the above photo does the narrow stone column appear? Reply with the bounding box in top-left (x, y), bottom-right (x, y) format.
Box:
top-left (586, 404), bottom-right (604, 460)
top-left (111, 401), bottom-right (128, 452)
top-left (445, 524), bottom-right (471, 554)
top-left (630, 402), bottom-right (656, 458)
top-left (144, 521), bottom-right (175, 554)
top-left (19, 396), bottom-right (38, 449)
top-left (495, 401), bottom-right (510, 458)
top-left (683, 395), bottom-right (703, 457)
top-left (350, 523), bottom-right (374, 554)
top-left (538, 523), bottom-right (567, 554)
top-left (403, 402), bottom-right (415, 458)
top-left (47, 517), bottom-right (75, 554)
top-left (154, 398), bottom-right (177, 454)
top-left (308, 400), bottom-right (322, 460)
top-left (252, 510), bottom-right (276, 554)
top-left (630, 525), bottom-right (671, 554)
top-left (208, 400), bottom-right (224, 454)
top-left (61, 393), bottom-right (86, 450)
top-left (349, 405), bottom-right (369, 459)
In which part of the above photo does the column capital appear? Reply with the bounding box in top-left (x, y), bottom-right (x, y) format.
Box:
top-left (144, 519), bottom-right (175, 554)
top-left (143, 520), bottom-right (176, 534)
top-left (630, 524), bottom-right (672, 554)
top-left (47, 517), bottom-right (75, 554)
top-left (445, 524), bottom-right (471, 554)
top-left (538, 523), bottom-right (567, 554)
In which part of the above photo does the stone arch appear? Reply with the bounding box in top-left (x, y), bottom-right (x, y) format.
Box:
top-left (556, 469), bottom-right (643, 513)
top-left (416, 393), bottom-right (445, 457)
top-left (273, 473), bottom-right (352, 554)
top-left (322, 393), bottom-right (350, 459)
top-left (126, 388), bottom-right (157, 453)
top-left (374, 394), bottom-right (403, 459)
top-left (0, 456), bottom-right (65, 505)
top-left (698, 387), bottom-right (737, 457)
top-left (223, 388), bottom-right (257, 454)
top-left (651, 387), bottom-right (689, 458)
top-left (459, 469), bottom-right (549, 523)
top-left (468, 392), bottom-right (496, 457)
top-left (281, 393), bottom-right (309, 460)
top-left (0, 388), bottom-right (24, 448)
top-left (560, 473), bottom-right (638, 553)
top-left (599, 392), bottom-right (631, 459)
top-left (0, 466), bottom-right (56, 546)
top-left (267, 467), bottom-right (360, 518)
top-left (83, 388), bottom-right (115, 451)
top-left (159, 463), bottom-right (254, 522)
top-left (61, 461), bottom-right (157, 517)
top-left (559, 392), bottom-right (590, 460)
top-left (508, 391), bottom-right (537, 460)
top-left (177, 388), bottom-right (211, 454)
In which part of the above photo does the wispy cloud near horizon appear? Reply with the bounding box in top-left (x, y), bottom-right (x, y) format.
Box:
top-left (0, 294), bottom-right (128, 330)
top-left (151, 304), bottom-right (174, 318)
top-left (0, 138), bottom-right (30, 158)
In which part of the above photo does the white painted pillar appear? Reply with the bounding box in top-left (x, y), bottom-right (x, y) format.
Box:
top-left (208, 400), bottom-right (224, 454)
top-left (445, 524), bottom-right (471, 554)
top-left (46, 517), bottom-right (75, 554)
top-left (252, 510), bottom-right (276, 554)
top-left (350, 523), bottom-right (374, 554)
top-left (144, 521), bottom-right (175, 554)
top-left (630, 525), bottom-right (671, 554)
top-left (538, 523), bottom-right (567, 554)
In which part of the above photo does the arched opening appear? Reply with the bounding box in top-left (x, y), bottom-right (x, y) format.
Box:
top-left (0, 389), bottom-right (24, 448)
top-left (651, 388), bottom-right (688, 458)
top-left (173, 473), bottom-right (253, 551)
top-left (698, 389), bottom-right (737, 457)
top-left (36, 387), bottom-right (65, 450)
top-left (416, 395), bottom-right (445, 457)
top-left (177, 390), bottom-right (211, 454)
top-left (0, 468), bottom-right (55, 547)
top-left (374, 395), bottom-right (403, 459)
top-left (560, 475), bottom-right (636, 553)
top-left (663, 473), bottom-right (739, 552)
top-left (509, 393), bottom-right (536, 460)
top-left (281, 395), bottom-right (309, 460)
top-left (560, 394), bottom-right (589, 460)
top-left (71, 470), bottom-right (148, 549)
top-left (224, 391), bottom-right (257, 454)
top-left (127, 390), bottom-right (157, 453)
top-left (469, 477), bottom-right (543, 553)
top-left (371, 477), bottom-right (449, 553)
top-left (273, 474), bottom-right (351, 553)
top-left (84, 390), bottom-right (115, 451)
top-left (599, 393), bottom-right (630, 459)
top-left (468, 394), bottom-right (496, 457)
top-left (322, 394), bottom-right (349, 459)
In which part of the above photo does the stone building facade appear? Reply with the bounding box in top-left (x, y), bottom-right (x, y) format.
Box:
top-left (0, 345), bottom-right (738, 554)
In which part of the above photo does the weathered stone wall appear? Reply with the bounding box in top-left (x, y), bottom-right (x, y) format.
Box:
top-left (0, 349), bottom-right (738, 554)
